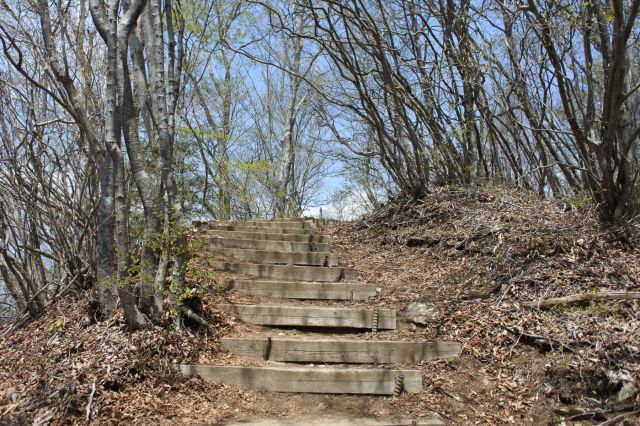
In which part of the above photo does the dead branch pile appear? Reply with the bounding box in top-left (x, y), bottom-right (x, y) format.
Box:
top-left (357, 185), bottom-right (638, 302)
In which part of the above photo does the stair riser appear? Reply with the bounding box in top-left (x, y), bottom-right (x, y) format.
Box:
top-left (204, 225), bottom-right (313, 235)
top-left (218, 304), bottom-right (395, 330)
top-left (204, 230), bottom-right (326, 243)
top-left (192, 220), bottom-right (315, 229)
top-left (225, 418), bottom-right (444, 426)
top-left (180, 365), bottom-right (421, 394)
top-left (203, 220), bottom-right (313, 230)
top-left (227, 280), bottom-right (377, 300)
top-left (207, 237), bottom-right (331, 252)
top-left (210, 262), bottom-right (354, 282)
top-left (206, 248), bottom-right (338, 267)
top-left (228, 289), bottom-right (372, 300)
top-left (221, 338), bottom-right (462, 363)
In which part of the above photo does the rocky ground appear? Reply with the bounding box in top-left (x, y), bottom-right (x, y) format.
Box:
top-left (0, 184), bottom-right (638, 425)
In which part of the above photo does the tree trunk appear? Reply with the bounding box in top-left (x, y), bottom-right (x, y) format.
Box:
top-left (219, 55), bottom-right (233, 220)
top-left (97, 150), bottom-right (117, 314)
top-left (275, 27), bottom-right (303, 218)
top-left (90, 0), bottom-right (150, 329)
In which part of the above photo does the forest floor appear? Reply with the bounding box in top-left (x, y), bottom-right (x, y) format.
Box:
top-left (1, 184), bottom-right (639, 425)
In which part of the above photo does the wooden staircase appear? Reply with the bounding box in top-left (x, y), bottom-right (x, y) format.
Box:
top-left (182, 219), bottom-right (460, 400)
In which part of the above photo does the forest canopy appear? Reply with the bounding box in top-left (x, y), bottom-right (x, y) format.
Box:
top-left (0, 0), bottom-right (638, 326)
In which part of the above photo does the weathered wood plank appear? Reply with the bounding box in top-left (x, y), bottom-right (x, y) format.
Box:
top-left (226, 280), bottom-right (377, 300)
top-left (203, 230), bottom-right (327, 243)
top-left (207, 236), bottom-right (331, 253)
top-left (206, 248), bottom-right (338, 266)
top-left (221, 337), bottom-right (461, 363)
top-left (205, 224), bottom-right (313, 235)
top-left (210, 262), bottom-right (354, 282)
top-left (203, 220), bottom-right (314, 230)
top-left (180, 365), bottom-right (421, 394)
top-left (217, 304), bottom-right (395, 330)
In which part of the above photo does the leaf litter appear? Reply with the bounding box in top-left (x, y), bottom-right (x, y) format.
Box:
top-left (0, 184), bottom-right (638, 424)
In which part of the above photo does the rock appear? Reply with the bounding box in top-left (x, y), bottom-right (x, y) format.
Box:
top-left (402, 302), bottom-right (437, 325)
top-left (617, 381), bottom-right (638, 402)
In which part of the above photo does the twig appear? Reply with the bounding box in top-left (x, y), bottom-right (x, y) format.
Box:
top-left (521, 292), bottom-right (640, 309)
top-left (86, 382), bottom-right (96, 421)
top-left (596, 409), bottom-right (640, 426)
top-left (568, 410), bottom-right (607, 421)
top-left (504, 326), bottom-right (581, 353)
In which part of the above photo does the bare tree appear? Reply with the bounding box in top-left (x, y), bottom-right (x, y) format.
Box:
top-left (518, 0), bottom-right (640, 222)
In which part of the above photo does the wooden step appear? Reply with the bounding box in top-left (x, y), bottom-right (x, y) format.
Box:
top-left (207, 236), bottom-right (331, 253)
top-left (210, 262), bottom-right (354, 282)
top-left (211, 220), bottom-right (314, 230)
top-left (226, 280), bottom-right (378, 300)
top-left (204, 230), bottom-right (327, 243)
top-left (206, 248), bottom-right (338, 266)
top-left (221, 337), bottom-right (461, 363)
top-left (218, 304), bottom-right (396, 329)
top-left (180, 365), bottom-right (421, 394)
top-left (205, 224), bottom-right (313, 235)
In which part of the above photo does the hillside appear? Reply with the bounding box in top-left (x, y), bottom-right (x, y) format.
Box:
top-left (1, 185), bottom-right (638, 425)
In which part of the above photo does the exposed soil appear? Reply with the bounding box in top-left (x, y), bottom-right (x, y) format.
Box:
top-left (1, 184), bottom-right (638, 425)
